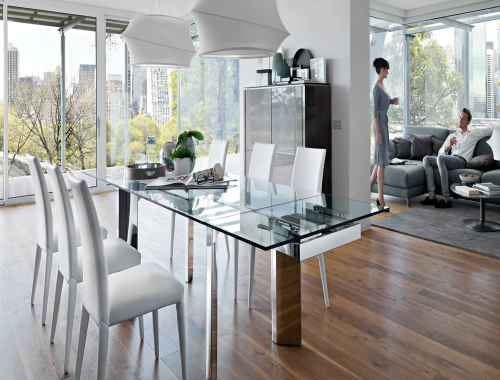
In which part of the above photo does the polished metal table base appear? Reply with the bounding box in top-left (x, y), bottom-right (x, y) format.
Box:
top-left (185, 219), bottom-right (194, 283)
top-left (206, 228), bottom-right (218, 379)
top-left (463, 199), bottom-right (500, 232)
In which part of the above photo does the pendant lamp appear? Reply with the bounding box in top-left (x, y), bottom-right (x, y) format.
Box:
top-left (190, 0), bottom-right (289, 59)
top-left (122, 14), bottom-right (196, 68)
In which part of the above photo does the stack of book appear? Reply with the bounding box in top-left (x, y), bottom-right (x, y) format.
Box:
top-left (454, 185), bottom-right (480, 196)
top-left (475, 183), bottom-right (500, 196)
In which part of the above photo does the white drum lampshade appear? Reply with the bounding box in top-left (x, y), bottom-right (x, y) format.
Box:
top-left (190, 0), bottom-right (290, 59)
top-left (487, 129), bottom-right (500, 160)
top-left (122, 15), bottom-right (196, 68)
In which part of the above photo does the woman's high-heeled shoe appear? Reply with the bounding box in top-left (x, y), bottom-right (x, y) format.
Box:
top-left (376, 198), bottom-right (390, 212)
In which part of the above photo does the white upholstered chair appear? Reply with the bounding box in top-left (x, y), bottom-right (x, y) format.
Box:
top-left (247, 147), bottom-right (329, 309)
top-left (169, 139), bottom-right (230, 258)
top-left (26, 154), bottom-right (108, 325)
top-left (242, 143), bottom-right (277, 304)
top-left (68, 173), bottom-right (187, 380)
top-left (46, 163), bottom-right (142, 374)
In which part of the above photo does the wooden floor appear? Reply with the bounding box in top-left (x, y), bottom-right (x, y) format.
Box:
top-left (1, 192), bottom-right (500, 380)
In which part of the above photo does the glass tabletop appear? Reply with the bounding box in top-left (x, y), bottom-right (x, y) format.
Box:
top-left (83, 168), bottom-right (384, 250)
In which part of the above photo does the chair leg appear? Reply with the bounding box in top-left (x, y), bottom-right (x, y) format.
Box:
top-left (170, 212), bottom-right (176, 259)
top-left (176, 300), bottom-right (187, 380)
top-left (407, 198), bottom-right (411, 207)
top-left (234, 238), bottom-right (239, 300)
top-left (139, 315), bottom-right (144, 340)
top-left (318, 253), bottom-right (329, 308)
top-left (97, 323), bottom-right (109, 380)
top-left (248, 246), bottom-right (255, 309)
top-left (152, 310), bottom-right (159, 358)
top-left (50, 271), bottom-right (64, 343)
top-left (31, 245), bottom-right (42, 305)
top-left (64, 278), bottom-right (78, 374)
top-left (225, 234), bottom-right (230, 259)
top-left (42, 249), bottom-right (53, 325)
top-left (75, 305), bottom-right (89, 380)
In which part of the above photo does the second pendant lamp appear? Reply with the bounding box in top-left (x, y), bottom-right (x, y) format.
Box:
top-left (122, 14), bottom-right (196, 68)
top-left (191, 0), bottom-right (289, 59)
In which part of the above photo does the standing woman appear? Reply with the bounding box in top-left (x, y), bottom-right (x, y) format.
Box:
top-left (370, 58), bottom-right (398, 210)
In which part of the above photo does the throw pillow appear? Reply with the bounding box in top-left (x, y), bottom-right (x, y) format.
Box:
top-left (389, 139), bottom-right (397, 160)
top-left (409, 134), bottom-right (433, 160)
top-left (432, 138), bottom-right (445, 156)
top-left (466, 154), bottom-right (495, 170)
top-left (394, 138), bottom-right (411, 159)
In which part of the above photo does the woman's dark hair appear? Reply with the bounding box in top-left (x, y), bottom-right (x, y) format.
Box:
top-left (373, 58), bottom-right (389, 74)
top-left (462, 108), bottom-right (472, 122)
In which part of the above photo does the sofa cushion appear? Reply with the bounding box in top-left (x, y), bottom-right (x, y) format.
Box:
top-left (432, 138), bottom-right (445, 156)
top-left (404, 126), bottom-right (450, 141)
top-left (395, 138), bottom-right (411, 159)
top-left (371, 161), bottom-right (426, 188)
top-left (479, 169), bottom-right (500, 185)
top-left (389, 139), bottom-right (397, 160)
top-left (466, 154), bottom-right (495, 170)
top-left (473, 136), bottom-right (493, 156)
top-left (409, 134), bottom-right (433, 160)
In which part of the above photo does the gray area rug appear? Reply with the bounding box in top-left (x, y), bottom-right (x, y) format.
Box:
top-left (372, 199), bottom-right (500, 259)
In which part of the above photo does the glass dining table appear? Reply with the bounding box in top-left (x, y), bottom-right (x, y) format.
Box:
top-left (83, 168), bottom-right (385, 380)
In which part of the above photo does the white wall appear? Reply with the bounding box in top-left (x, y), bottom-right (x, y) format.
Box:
top-left (239, 0), bottom-right (371, 229)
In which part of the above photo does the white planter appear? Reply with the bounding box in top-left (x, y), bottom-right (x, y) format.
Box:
top-left (174, 158), bottom-right (191, 176)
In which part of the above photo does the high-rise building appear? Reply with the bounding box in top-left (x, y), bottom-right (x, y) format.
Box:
top-left (443, 45), bottom-right (455, 72)
top-left (106, 74), bottom-right (124, 127)
top-left (487, 45), bottom-right (495, 118)
top-left (79, 64), bottom-right (96, 88)
top-left (7, 42), bottom-right (20, 90)
top-left (147, 68), bottom-right (170, 126)
top-left (469, 23), bottom-right (487, 118)
top-left (131, 66), bottom-right (148, 116)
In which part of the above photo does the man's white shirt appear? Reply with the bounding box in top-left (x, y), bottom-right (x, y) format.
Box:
top-left (437, 125), bottom-right (500, 162)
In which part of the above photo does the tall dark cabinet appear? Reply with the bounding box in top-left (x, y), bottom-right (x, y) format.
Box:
top-left (244, 83), bottom-right (332, 195)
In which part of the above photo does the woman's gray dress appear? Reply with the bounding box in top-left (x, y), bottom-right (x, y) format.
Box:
top-left (372, 83), bottom-right (390, 166)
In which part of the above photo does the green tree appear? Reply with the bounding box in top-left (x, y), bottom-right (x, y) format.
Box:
top-left (409, 32), bottom-right (464, 127)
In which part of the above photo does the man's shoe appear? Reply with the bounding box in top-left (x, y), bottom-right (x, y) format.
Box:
top-left (420, 196), bottom-right (438, 206)
top-left (435, 200), bottom-right (452, 209)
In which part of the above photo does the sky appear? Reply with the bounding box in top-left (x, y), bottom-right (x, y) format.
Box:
top-left (0, 20), bottom-right (125, 99)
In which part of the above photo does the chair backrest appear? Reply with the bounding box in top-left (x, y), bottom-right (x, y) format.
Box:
top-left (68, 173), bottom-right (110, 325)
top-left (47, 163), bottom-right (78, 281)
top-left (291, 147), bottom-right (326, 193)
top-left (207, 139), bottom-right (229, 173)
top-left (248, 142), bottom-right (276, 182)
top-left (26, 154), bottom-right (53, 252)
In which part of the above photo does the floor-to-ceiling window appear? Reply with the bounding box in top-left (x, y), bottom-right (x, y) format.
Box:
top-left (5, 7), bottom-right (96, 199)
top-left (180, 23), bottom-right (240, 172)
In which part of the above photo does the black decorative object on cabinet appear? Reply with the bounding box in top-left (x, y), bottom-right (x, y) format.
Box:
top-left (244, 83), bottom-right (332, 195)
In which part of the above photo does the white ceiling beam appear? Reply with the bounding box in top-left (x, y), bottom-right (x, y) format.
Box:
top-left (405, 0), bottom-right (500, 24)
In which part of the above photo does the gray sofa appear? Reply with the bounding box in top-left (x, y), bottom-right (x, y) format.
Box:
top-left (371, 126), bottom-right (500, 206)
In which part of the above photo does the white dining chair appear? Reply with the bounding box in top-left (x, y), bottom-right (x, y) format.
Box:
top-left (169, 139), bottom-right (230, 259)
top-left (26, 154), bottom-right (108, 325)
top-left (247, 147), bottom-right (329, 309)
top-left (46, 163), bottom-right (142, 374)
top-left (243, 143), bottom-right (277, 304)
top-left (68, 173), bottom-right (187, 380)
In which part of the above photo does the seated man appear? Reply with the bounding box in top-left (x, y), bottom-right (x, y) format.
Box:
top-left (421, 108), bottom-right (498, 209)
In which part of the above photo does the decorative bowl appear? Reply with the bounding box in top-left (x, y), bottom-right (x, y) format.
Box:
top-left (459, 173), bottom-right (480, 184)
top-left (126, 163), bottom-right (166, 180)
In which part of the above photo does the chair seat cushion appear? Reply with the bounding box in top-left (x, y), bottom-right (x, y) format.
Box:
top-left (53, 223), bottom-right (108, 253)
top-left (72, 238), bottom-right (141, 283)
top-left (108, 263), bottom-right (184, 326)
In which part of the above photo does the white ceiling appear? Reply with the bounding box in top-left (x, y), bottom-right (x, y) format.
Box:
top-left (57, 0), bottom-right (490, 18)
top-left (374, 0), bottom-right (457, 11)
